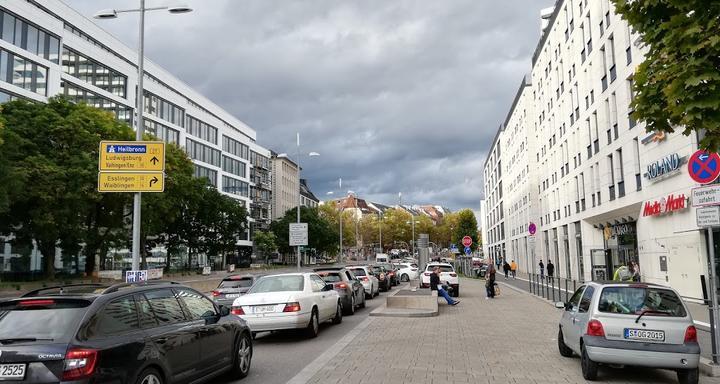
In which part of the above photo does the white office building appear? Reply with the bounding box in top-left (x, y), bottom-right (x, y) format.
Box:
top-left (483, 0), bottom-right (714, 300)
top-left (0, 0), bottom-right (272, 269)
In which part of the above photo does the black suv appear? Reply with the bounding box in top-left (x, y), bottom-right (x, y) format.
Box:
top-left (0, 281), bottom-right (252, 383)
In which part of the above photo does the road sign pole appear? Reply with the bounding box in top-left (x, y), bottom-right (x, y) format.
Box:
top-left (709, 228), bottom-right (720, 364)
top-left (131, 0), bottom-right (147, 272)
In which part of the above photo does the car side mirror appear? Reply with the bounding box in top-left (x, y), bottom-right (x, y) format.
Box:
top-left (554, 302), bottom-right (566, 309)
top-left (219, 305), bottom-right (231, 317)
top-left (322, 284), bottom-right (334, 292)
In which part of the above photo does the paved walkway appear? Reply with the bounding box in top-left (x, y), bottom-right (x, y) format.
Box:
top-left (303, 278), bottom-right (720, 384)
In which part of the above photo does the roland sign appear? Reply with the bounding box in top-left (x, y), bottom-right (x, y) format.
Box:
top-left (644, 153), bottom-right (685, 181)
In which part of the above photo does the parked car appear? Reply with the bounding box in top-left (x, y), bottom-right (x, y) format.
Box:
top-left (0, 281), bottom-right (252, 383)
top-left (376, 263), bottom-right (399, 286)
top-left (212, 274), bottom-right (262, 307)
top-left (231, 273), bottom-right (342, 338)
top-left (314, 267), bottom-right (366, 315)
top-left (395, 262), bottom-right (419, 282)
top-left (555, 282), bottom-right (700, 383)
top-left (371, 265), bottom-right (392, 292)
top-left (347, 266), bottom-right (380, 299)
top-left (421, 262), bottom-right (460, 297)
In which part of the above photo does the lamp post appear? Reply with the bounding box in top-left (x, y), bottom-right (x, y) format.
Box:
top-left (406, 216), bottom-right (415, 257)
top-left (278, 135), bottom-right (319, 271)
top-left (95, 2), bottom-right (192, 272)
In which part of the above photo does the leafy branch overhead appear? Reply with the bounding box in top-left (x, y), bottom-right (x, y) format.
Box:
top-left (612, 0), bottom-right (720, 150)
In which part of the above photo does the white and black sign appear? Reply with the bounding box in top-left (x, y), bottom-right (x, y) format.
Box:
top-left (692, 185), bottom-right (720, 207)
top-left (697, 206), bottom-right (720, 227)
top-left (644, 153), bottom-right (686, 181)
top-left (289, 223), bottom-right (308, 246)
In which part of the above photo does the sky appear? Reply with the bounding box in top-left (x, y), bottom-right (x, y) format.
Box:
top-left (65, 0), bottom-right (547, 214)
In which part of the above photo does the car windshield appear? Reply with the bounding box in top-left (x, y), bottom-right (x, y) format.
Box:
top-left (0, 299), bottom-right (91, 343)
top-left (248, 275), bottom-right (304, 293)
top-left (219, 278), bottom-right (253, 288)
top-left (598, 286), bottom-right (687, 317)
top-left (371, 266), bottom-right (384, 273)
top-left (349, 268), bottom-right (366, 276)
top-left (428, 265), bottom-right (454, 273)
top-left (317, 272), bottom-right (342, 283)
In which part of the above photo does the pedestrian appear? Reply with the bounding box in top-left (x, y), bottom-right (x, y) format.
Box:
top-left (538, 260), bottom-right (545, 279)
top-left (631, 261), bottom-right (641, 282)
top-left (510, 260), bottom-right (517, 279)
top-left (502, 260), bottom-right (511, 280)
top-left (547, 260), bottom-right (555, 282)
top-left (485, 263), bottom-right (497, 299)
top-left (430, 266), bottom-right (459, 305)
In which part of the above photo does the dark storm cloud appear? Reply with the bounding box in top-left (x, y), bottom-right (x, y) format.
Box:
top-left (65, 0), bottom-right (546, 211)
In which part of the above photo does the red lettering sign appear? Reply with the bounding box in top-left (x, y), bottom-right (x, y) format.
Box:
top-left (642, 194), bottom-right (688, 217)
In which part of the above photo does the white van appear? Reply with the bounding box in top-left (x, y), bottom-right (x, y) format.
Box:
top-left (375, 253), bottom-right (390, 263)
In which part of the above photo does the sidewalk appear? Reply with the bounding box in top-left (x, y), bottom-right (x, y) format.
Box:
top-left (302, 278), bottom-right (720, 384)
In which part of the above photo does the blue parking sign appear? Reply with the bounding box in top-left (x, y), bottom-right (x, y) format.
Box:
top-left (464, 247), bottom-right (471, 255)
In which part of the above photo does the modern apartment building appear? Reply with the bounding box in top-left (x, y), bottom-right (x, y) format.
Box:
top-left (481, 126), bottom-right (506, 265)
top-left (271, 153), bottom-right (299, 220)
top-left (483, 0), bottom-right (712, 300)
top-left (300, 179), bottom-right (319, 209)
top-left (0, 0), bottom-right (271, 269)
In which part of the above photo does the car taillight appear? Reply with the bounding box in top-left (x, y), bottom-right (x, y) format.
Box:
top-left (449, 273), bottom-right (457, 277)
top-left (231, 306), bottom-right (245, 315)
top-left (335, 283), bottom-right (348, 289)
top-left (424, 272), bottom-right (431, 276)
top-left (18, 299), bottom-right (55, 307)
top-left (211, 290), bottom-right (221, 297)
top-left (283, 302), bottom-right (301, 312)
top-left (684, 326), bottom-right (698, 343)
top-left (361, 276), bottom-right (369, 282)
top-left (62, 349), bottom-right (97, 380)
top-left (586, 320), bottom-right (605, 337)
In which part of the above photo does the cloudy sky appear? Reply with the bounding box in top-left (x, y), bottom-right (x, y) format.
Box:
top-left (65, 0), bottom-right (546, 212)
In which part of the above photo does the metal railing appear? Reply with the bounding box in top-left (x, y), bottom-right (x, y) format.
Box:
top-left (528, 273), bottom-right (578, 303)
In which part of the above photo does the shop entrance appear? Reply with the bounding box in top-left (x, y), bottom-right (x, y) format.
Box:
top-left (593, 222), bottom-right (639, 281)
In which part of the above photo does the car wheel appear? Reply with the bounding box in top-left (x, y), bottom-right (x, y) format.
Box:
top-left (305, 308), bottom-right (319, 338)
top-left (401, 274), bottom-right (409, 282)
top-left (677, 368), bottom-right (699, 384)
top-left (344, 295), bottom-right (355, 316)
top-left (580, 343), bottom-right (598, 380)
top-left (557, 328), bottom-right (573, 357)
top-left (230, 332), bottom-right (253, 379)
top-left (365, 290), bottom-right (372, 300)
top-left (251, 332), bottom-right (257, 340)
top-left (332, 301), bottom-right (343, 324)
top-left (136, 368), bottom-right (163, 384)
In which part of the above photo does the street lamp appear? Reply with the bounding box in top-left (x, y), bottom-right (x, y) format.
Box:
top-left (95, 1), bottom-right (193, 272)
top-left (278, 134), bottom-right (319, 271)
top-left (406, 216), bottom-right (415, 257)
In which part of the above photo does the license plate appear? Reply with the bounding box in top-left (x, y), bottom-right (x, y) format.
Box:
top-left (225, 294), bottom-right (240, 299)
top-left (253, 305), bottom-right (276, 314)
top-left (624, 328), bottom-right (665, 342)
top-left (0, 364), bottom-right (26, 379)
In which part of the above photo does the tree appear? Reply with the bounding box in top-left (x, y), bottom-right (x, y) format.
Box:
top-left (453, 209), bottom-right (479, 252)
top-left (270, 206), bottom-right (338, 257)
top-left (254, 231), bottom-right (277, 264)
top-left (611, 0), bottom-right (720, 150)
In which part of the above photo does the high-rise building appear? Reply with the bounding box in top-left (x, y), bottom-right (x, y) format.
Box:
top-left (483, 0), bottom-right (710, 299)
top-left (271, 152), bottom-right (299, 220)
top-left (0, 1), bottom-right (271, 268)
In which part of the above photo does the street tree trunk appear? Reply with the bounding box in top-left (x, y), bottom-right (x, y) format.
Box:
top-left (38, 240), bottom-right (56, 279)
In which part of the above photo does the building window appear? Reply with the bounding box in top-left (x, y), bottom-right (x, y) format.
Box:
top-left (222, 176), bottom-right (249, 197)
top-left (144, 91), bottom-right (184, 127)
top-left (0, 9), bottom-right (60, 63)
top-left (186, 138), bottom-right (221, 167)
top-left (60, 81), bottom-right (132, 123)
top-left (145, 119), bottom-right (179, 145)
top-left (194, 165), bottom-right (217, 187)
top-left (222, 136), bottom-right (249, 160)
top-left (616, 149), bottom-right (625, 198)
top-left (222, 155), bottom-right (246, 178)
top-left (633, 137), bottom-right (642, 191)
top-left (0, 48), bottom-right (47, 96)
top-left (186, 115), bottom-right (218, 144)
top-left (61, 48), bottom-right (127, 98)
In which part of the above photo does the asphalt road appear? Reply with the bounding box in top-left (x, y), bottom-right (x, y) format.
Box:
top-left (219, 285), bottom-right (388, 384)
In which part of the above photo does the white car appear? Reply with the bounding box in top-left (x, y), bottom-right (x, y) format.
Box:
top-left (421, 262), bottom-right (460, 297)
top-left (347, 266), bottom-right (380, 299)
top-left (231, 273), bottom-right (342, 338)
top-left (395, 262), bottom-right (419, 282)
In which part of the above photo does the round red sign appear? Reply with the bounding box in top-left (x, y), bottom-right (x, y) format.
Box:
top-left (689, 150), bottom-right (720, 184)
top-left (462, 236), bottom-right (472, 247)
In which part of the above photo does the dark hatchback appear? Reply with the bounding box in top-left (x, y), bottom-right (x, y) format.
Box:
top-left (0, 282), bottom-right (252, 383)
top-left (371, 265), bottom-right (391, 292)
top-left (313, 267), bottom-right (366, 316)
top-left (211, 275), bottom-right (261, 307)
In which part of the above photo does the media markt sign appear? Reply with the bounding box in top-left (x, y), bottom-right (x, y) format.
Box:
top-left (644, 153), bottom-right (686, 181)
top-left (289, 223), bottom-right (308, 246)
top-left (642, 193), bottom-right (689, 217)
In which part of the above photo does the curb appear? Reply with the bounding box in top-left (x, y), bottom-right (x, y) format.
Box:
top-left (369, 283), bottom-right (439, 318)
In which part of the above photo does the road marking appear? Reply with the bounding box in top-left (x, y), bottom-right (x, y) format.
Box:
top-left (286, 316), bottom-right (374, 384)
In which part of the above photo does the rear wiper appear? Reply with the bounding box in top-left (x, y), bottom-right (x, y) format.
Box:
top-left (635, 310), bottom-right (670, 323)
top-left (0, 338), bottom-right (54, 344)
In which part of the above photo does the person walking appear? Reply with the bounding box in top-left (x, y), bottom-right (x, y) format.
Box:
top-left (547, 260), bottom-right (555, 282)
top-left (538, 260), bottom-right (545, 279)
top-left (502, 259), bottom-right (511, 280)
top-left (430, 266), bottom-right (459, 305)
top-left (510, 260), bottom-right (517, 279)
top-left (485, 263), bottom-right (497, 299)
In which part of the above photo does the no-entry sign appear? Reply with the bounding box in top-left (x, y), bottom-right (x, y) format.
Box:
top-left (462, 236), bottom-right (472, 247)
top-left (689, 150), bottom-right (720, 184)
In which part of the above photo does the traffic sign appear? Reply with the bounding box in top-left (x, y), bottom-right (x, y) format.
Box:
top-left (462, 236), bottom-right (472, 247)
top-left (99, 141), bottom-right (165, 172)
top-left (464, 247), bottom-right (472, 255)
top-left (697, 206), bottom-right (720, 227)
top-left (692, 185), bottom-right (720, 207)
top-left (125, 270), bottom-right (148, 283)
top-left (289, 223), bottom-right (308, 246)
top-left (529, 222), bottom-right (537, 235)
top-left (688, 150), bottom-right (720, 184)
top-left (98, 172), bottom-right (165, 192)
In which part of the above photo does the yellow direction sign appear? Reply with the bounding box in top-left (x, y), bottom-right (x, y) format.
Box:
top-left (98, 172), bottom-right (165, 193)
top-left (99, 141), bottom-right (165, 171)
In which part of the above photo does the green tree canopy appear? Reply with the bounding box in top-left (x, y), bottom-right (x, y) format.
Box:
top-left (270, 206), bottom-right (338, 256)
top-left (453, 209), bottom-right (479, 252)
top-left (254, 231), bottom-right (278, 264)
top-left (612, 0), bottom-right (720, 150)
